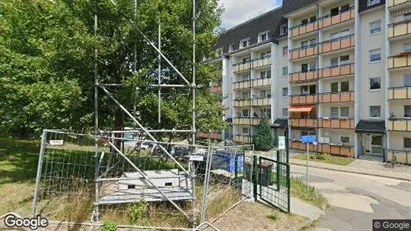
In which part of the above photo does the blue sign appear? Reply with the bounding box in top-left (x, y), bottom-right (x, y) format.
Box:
top-left (301, 135), bottom-right (316, 144)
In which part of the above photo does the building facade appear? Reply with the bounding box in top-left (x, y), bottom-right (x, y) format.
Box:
top-left (200, 0), bottom-right (411, 164)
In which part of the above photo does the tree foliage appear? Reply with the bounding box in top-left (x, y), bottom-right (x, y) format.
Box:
top-left (253, 115), bottom-right (274, 151)
top-left (0, 0), bottom-right (226, 137)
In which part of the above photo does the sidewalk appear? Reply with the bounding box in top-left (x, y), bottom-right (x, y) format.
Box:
top-left (291, 196), bottom-right (324, 221)
top-left (290, 158), bottom-right (411, 182)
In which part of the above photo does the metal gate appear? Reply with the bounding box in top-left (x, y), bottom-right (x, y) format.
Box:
top-left (252, 151), bottom-right (290, 212)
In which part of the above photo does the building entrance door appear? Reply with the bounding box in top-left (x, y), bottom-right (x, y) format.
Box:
top-left (363, 134), bottom-right (383, 156)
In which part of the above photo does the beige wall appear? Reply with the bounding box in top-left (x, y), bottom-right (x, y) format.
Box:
top-left (322, 76), bottom-right (355, 92)
top-left (319, 128), bottom-right (355, 145)
top-left (389, 70), bottom-right (411, 87)
top-left (276, 39), bottom-right (290, 119)
top-left (322, 50), bottom-right (355, 67)
top-left (321, 104), bottom-right (355, 118)
top-left (389, 131), bottom-right (411, 150)
top-left (359, 7), bottom-right (386, 120)
top-left (390, 101), bottom-right (411, 118)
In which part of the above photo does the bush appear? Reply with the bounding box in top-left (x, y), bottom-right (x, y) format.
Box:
top-left (102, 221), bottom-right (117, 231)
top-left (129, 202), bottom-right (148, 225)
top-left (253, 115), bottom-right (274, 151)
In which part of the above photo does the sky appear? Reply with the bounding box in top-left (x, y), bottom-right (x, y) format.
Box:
top-left (218, 0), bottom-right (283, 29)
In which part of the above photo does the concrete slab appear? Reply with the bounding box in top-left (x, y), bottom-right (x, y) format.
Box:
top-left (291, 197), bottom-right (324, 221)
top-left (322, 193), bottom-right (380, 213)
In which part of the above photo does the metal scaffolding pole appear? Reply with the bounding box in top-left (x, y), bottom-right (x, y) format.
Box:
top-left (93, 0), bottom-right (100, 222)
top-left (158, 18), bottom-right (162, 124)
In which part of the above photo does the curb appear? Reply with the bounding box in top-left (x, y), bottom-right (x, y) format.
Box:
top-left (290, 162), bottom-right (411, 182)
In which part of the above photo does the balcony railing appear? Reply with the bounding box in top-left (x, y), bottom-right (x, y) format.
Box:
top-left (289, 21), bottom-right (318, 38)
top-left (318, 6), bottom-right (355, 30)
top-left (251, 97), bottom-right (271, 106)
top-left (209, 86), bottom-right (222, 93)
top-left (388, 118), bottom-right (411, 131)
top-left (388, 20), bottom-right (411, 38)
top-left (233, 117), bottom-right (272, 125)
top-left (289, 118), bottom-right (317, 128)
top-left (198, 132), bottom-right (222, 140)
top-left (232, 55), bottom-right (271, 73)
top-left (289, 70), bottom-right (318, 83)
top-left (318, 34), bottom-right (355, 54)
top-left (319, 63), bottom-right (355, 79)
top-left (289, 44), bottom-right (318, 61)
top-left (233, 98), bottom-right (251, 107)
top-left (388, 53), bottom-right (411, 69)
top-left (388, 0), bottom-right (411, 8)
top-left (290, 94), bottom-right (317, 105)
top-left (319, 91), bottom-right (355, 103)
top-left (387, 149), bottom-right (410, 165)
top-left (233, 78), bottom-right (271, 89)
top-left (319, 118), bottom-right (355, 129)
top-left (233, 135), bottom-right (253, 144)
top-left (388, 86), bottom-right (411, 100)
top-left (290, 141), bottom-right (354, 157)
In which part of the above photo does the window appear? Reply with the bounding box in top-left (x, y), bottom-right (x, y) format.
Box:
top-left (282, 66), bottom-right (288, 76)
top-left (261, 51), bottom-right (271, 58)
top-left (341, 81), bottom-right (350, 92)
top-left (368, 0), bottom-right (381, 6)
top-left (260, 71), bottom-right (266, 79)
top-left (370, 20), bottom-right (381, 35)
top-left (370, 49), bottom-right (381, 62)
top-left (283, 108), bottom-right (288, 117)
top-left (310, 15), bottom-right (317, 22)
top-left (340, 55), bottom-right (350, 65)
top-left (331, 82), bottom-right (339, 93)
top-left (341, 136), bottom-right (350, 144)
top-left (301, 40), bottom-right (309, 48)
top-left (405, 13), bottom-right (411, 21)
top-left (331, 107), bottom-right (339, 118)
top-left (243, 57), bottom-right (251, 63)
top-left (331, 7), bottom-right (339, 17)
top-left (280, 24), bottom-right (288, 36)
top-left (301, 18), bottom-right (309, 25)
top-left (242, 127), bottom-right (249, 134)
top-left (370, 106), bottom-right (381, 118)
top-left (370, 77), bottom-right (381, 90)
top-left (301, 63), bottom-right (309, 73)
top-left (341, 4), bottom-right (350, 12)
top-left (404, 43), bottom-right (411, 53)
top-left (229, 44), bottom-right (234, 52)
top-left (242, 91), bottom-right (249, 99)
top-left (405, 74), bottom-right (411, 87)
top-left (267, 70), bottom-right (271, 78)
top-left (282, 88), bottom-right (288, 97)
top-left (309, 61), bottom-right (316, 71)
top-left (404, 138), bottom-right (411, 149)
top-left (259, 32), bottom-right (269, 42)
top-left (301, 86), bottom-right (309, 95)
top-left (242, 109), bottom-right (250, 117)
top-left (331, 32), bottom-right (340, 40)
top-left (240, 39), bottom-right (249, 48)
top-left (283, 46), bottom-right (288, 56)
top-left (331, 57), bottom-right (339, 67)
top-left (309, 85), bottom-right (316, 94)
top-left (340, 107), bottom-right (349, 117)
top-left (260, 90), bottom-right (267, 98)
top-left (405, 105), bottom-right (411, 117)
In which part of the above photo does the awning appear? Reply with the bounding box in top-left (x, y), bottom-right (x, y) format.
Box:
top-left (289, 105), bottom-right (315, 113)
top-left (355, 120), bottom-right (385, 134)
top-left (271, 119), bottom-right (288, 128)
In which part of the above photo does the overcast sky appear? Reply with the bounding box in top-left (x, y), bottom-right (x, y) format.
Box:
top-left (218, 0), bottom-right (283, 29)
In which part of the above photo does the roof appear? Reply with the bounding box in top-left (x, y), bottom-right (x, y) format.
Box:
top-left (215, 0), bottom-right (318, 53)
top-left (359, 0), bottom-right (386, 13)
top-left (355, 120), bottom-right (386, 134)
top-left (272, 119), bottom-right (288, 128)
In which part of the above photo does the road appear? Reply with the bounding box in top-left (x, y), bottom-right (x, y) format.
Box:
top-left (291, 165), bottom-right (411, 231)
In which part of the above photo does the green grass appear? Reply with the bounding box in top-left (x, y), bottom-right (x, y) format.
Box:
top-left (293, 153), bottom-right (354, 166)
top-left (291, 177), bottom-right (329, 210)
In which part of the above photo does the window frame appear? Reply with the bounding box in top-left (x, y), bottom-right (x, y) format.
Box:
top-left (404, 137), bottom-right (411, 149)
top-left (283, 46), bottom-right (288, 56)
top-left (368, 0), bottom-right (381, 7)
top-left (340, 136), bottom-right (350, 144)
top-left (242, 127), bottom-right (249, 134)
top-left (283, 108), bottom-right (288, 117)
top-left (282, 87), bottom-right (289, 97)
top-left (240, 38), bottom-right (250, 49)
top-left (369, 106), bottom-right (382, 118)
top-left (259, 31), bottom-right (269, 43)
top-left (282, 66), bottom-right (288, 76)
top-left (404, 105), bottom-right (411, 118)
top-left (369, 20), bottom-right (382, 35)
top-left (404, 74), bottom-right (411, 87)
top-left (331, 107), bottom-right (339, 118)
top-left (370, 77), bottom-right (382, 91)
top-left (340, 107), bottom-right (350, 118)
top-left (369, 49), bottom-right (382, 63)
top-left (404, 42), bottom-right (411, 53)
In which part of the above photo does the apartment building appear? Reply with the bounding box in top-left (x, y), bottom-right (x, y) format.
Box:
top-left (201, 0), bottom-right (411, 164)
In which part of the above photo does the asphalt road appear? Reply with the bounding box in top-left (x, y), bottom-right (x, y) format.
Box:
top-left (291, 165), bottom-right (411, 231)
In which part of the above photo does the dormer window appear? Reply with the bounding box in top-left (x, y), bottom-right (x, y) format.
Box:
top-left (240, 39), bottom-right (249, 49)
top-left (280, 24), bottom-right (288, 36)
top-left (259, 31), bottom-right (269, 42)
top-left (229, 44), bottom-right (234, 52)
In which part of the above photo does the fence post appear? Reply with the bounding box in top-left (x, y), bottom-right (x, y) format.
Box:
top-left (31, 129), bottom-right (47, 217)
top-left (276, 151), bottom-right (280, 191)
top-left (252, 155), bottom-right (258, 201)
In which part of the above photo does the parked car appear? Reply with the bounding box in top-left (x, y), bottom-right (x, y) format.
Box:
top-left (140, 141), bottom-right (156, 151)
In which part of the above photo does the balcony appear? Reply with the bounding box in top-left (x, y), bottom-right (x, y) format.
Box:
top-left (289, 118), bottom-right (317, 128)
top-left (387, 118), bottom-right (411, 131)
top-left (233, 98), bottom-right (251, 107)
top-left (232, 55), bottom-right (271, 73)
top-left (290, 94), bottom-right (317, 105)
top-left (289, 21), bottom-right (318, 39)
top-left (198, 132), bottom-right (222, 140)
top-left (319, 118), bottom-right (355, 129)
top-left (233, 135), bottom-right (253, 144)
top-left (319, 63), bottom-right (355, 79)
top-left (319, 91), bottom-right (355, 103)
top-left (209, 86), bottom-right (222, 93)
top-left (318, 34), bottom-right (355, 55)
top-left (388, 20), bottom-right (411, 39)
top-left (289, 44), bottom-right (318, 61)
top-left (388, 53), bottom-right (411, 69)
top-left (251, 55), bottom-right (272, 69)
top-left (318, 6), bottom-right (355, 30)
top-left (289, 70), bottom-right (318, 83)
top-left (388, 87), bottom-right (411, 100)
top-left (388, 0), bottom-right (411, 9)
top-left (233, 80), bottom-right (252, 90)
top-left (290, 141), bottom-right (354, 157)
top-left (387, 149), bottom-right (410, 165)
top-left (252, 78), bottom-right (271, 87)
top-left (251, 97), bottom-right (271, 106)
top-left (233, 117), bottom-right (260, 125)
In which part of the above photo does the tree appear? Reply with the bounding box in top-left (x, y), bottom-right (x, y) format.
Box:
top-left (253, 115), bottom-right (273, 151)
top-left (0, 0), bottom-right (226, 138)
